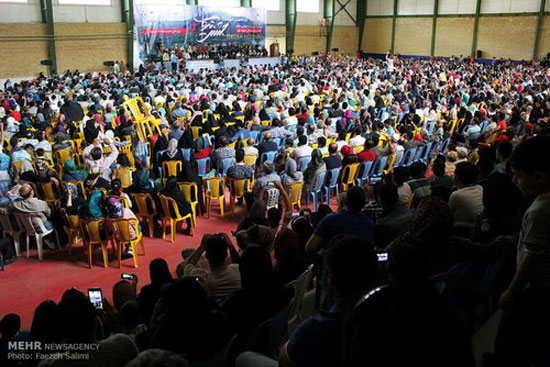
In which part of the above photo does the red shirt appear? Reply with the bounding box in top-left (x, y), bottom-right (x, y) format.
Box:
top-left (10, 110), bottom-right (21, 122)
top-left (358, 149), bottom-right (376, 162)
top-left (497, 120), bottom-right (507, 131)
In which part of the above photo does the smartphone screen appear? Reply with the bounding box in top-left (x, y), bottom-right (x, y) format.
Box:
top-left (377, 252), bottom-right (388, 262)
top-left (121, 273), bottom-right (135, 280)
top-left (291, 212), bottom-right (300, 217)
top-left (88, 288), bottom-right (104, 310)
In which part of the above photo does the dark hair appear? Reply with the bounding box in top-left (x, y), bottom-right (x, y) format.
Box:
top-left (409, 162), bottom-right (427, 178)
top-left (455, 162), bottom-right (479, 186)
top-left (393, 166), bottom-right (410, 186)
top-left (239, 245), bottom-right (273, 288)
top-left (205, 234), bottom-right (228, 267)
top-left (57, 289), bottom-right (97, 343)
top-left (0, 313), bottom-right (21, 338)
top-left (432, 162), bottom-right (446, 177)
top-left (36, 148), bottom-right (45, 157)
top-left (235, 148), bottom-right (245, 162)
top-left (24, 143), bottom-right (34, 151)
top-left (318, 136), bottom-right (327, 147)
top-left (496, 141), bottom-right (513, 160)
top-left (347, 187), bottom-right (366, 211)
top-left (378, 183), bottom-right (399, 206)
top-left (510, 136), bottom-right (550, 175)
top-left (90, 147), bottom-right (102, 161)
top-left (267, 207), bottom-right (282, 228)
top-left (111, 178), bottom-right (122, 192)
top-left (327, 235), bottom-right (377, 298)
top-left (298, 135), bottom-right (307, 146)
top-left (30, 300), bottom-right (60, 343)
top-left (118, 154), bottom-right (132, 167)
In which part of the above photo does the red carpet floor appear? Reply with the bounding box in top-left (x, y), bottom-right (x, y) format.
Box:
top-left (0, 197), bottom-right (333, 330)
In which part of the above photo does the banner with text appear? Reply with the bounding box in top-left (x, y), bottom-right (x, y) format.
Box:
top-left (134, 4), bottom-right (266, 62)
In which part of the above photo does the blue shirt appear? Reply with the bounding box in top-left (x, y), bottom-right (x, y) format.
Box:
top-left (314, 211), bottom-right (375, 244)
top-left (230, 129), bottom-right (251, 142)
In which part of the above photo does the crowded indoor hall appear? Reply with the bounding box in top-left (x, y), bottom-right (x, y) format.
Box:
top-left (0, 0), bottom-right (550, 366)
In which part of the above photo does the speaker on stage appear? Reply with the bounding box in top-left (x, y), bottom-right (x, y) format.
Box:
top-left (270, 43), bottom-right (280, 57)
top-left (476, 50), bottom-right (482, 58)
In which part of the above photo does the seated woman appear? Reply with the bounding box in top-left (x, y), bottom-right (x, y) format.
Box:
top-left (59, 182), bottom-right (86, 215)
top-left (303, 148), bottom-right (327, 188)
top-left (106, 197), bottom-right (140, 256)
top-left (158, 139), bottom-right (184, 171)
top-left (159, 176), bottom-right (193, 236)
top-left (280, 153), bottom-right (304, 186)
top-left (85, 170), bottom-right (110, 192)
top-left (108, 178), bottom-right (132, 209)
top-left (81, 190), bottom-right (105, 220)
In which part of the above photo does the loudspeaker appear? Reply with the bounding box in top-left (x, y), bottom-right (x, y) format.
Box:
top-left (476, 50), bottom-right (482, 58)
top-left (40, 59), bottom-right (53, 66)
top-left (312, 51), bottom-right (319, 56)
top-left (546, 52), bottom-right (550, 59)
top-left (331, 48), bottom-right (339, 52)
top-left (287, 49), bottom-right (294, 54)
top-left (103, 61), bottom-right (115, 67)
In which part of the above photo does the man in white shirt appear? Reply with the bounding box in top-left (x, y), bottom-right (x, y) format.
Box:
top-left (348, 127), bottom-right (366, 147)
top-left (448, 162), bottom-right (483, 224)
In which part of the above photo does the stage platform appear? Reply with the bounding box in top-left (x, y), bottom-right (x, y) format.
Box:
top-left (155, 56), bottom-right (282, 72)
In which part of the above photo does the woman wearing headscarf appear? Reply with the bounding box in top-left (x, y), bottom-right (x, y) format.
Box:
top-left (81, 190), bottom-right (105, 220)
top-left (280, 154), bottom-right (304, 186)
top-left (58, 182), bottom-right (86, 215)
top-left (138, 258), bottom-right (174, 325)
top-left (177, 159), bottom-right (205, 214)
top-left (159, 176), bottom-right (192, 236)
top-left (159, 138), bottom-right (184, 169)
top-left (106, 196), bottom-right (140, 257)
top-left (62, 159), bottom-right (87, 182)
top-left (83, 115), bottom-right (101, 144)
top-left (341, 144), bottom-right (359, 166)
top-left (303, 148), bottom-right (326, 187)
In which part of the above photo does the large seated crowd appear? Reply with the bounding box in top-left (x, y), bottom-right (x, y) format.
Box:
top-left (0, 52), bottom-right (550, 366)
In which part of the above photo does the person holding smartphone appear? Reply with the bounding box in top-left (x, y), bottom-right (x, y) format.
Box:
top-left (181, 232), bottom-right (241, 304)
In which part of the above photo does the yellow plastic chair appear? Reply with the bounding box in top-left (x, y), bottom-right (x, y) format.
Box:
top-left (260, 120), bottom-right (272, 127)
top-left (285, 182), bottom-right (303, 210)
top-left (178, 181), bottom-right (200, 225)
top-left (112, 195), bottom-right (130, 208)
top-left (340, 163), bottom-right (360, 192)
top-left (190, 126), bottom-right (201, 140)
top-left (162, 160), bottom-right (182, 179)
top-left (79, 219), bottom-right (110, 268)
top-left (228, 178), bottom-right (250, 214)
top-left (108, 218), bottom-right (145, 268)
top-left (40, 181), bottom-right (61, 209)
top-left (353, 145), bottom-right (365, 154)
top-left (114, 167), bottom-right (133, 189)
top-left (11, 161), bottom-right (21, 176)
top-left (131, 193), bottom-right (157, 238)
top-left (159, 194), bottom-right (194, 243)
top-left (244, 154), bottom-right (258, 167)
top-left (55, 149), bottom-right (73, 167)
top-left (204, 177), bottom-right (225, 219)
top-left (62, 209), bottom-right (81, 255)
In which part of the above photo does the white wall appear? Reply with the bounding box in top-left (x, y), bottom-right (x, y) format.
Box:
top-left (296, 0), bottom-right (322, 25)
top-left (399, 0), bottom-right (434, 15)
top-left (53, 0), bottom-right (122, 23)
top-left (0, 0), bottom-right (42, 23)
top-left (481, 0), bottom-right (540, 14)
top-left (266, 0), bottom-right (285, 24)
top-left (438, 0), bottom-right (476, 14)
top-left (366, 0), bottom-right (393, 16)
top-left (334, 0), bottom-right (356, 26)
